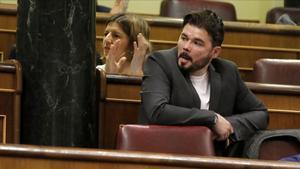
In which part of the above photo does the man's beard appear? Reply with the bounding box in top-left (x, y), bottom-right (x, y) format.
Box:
top-left (177, 52), bottom-right (212, 74)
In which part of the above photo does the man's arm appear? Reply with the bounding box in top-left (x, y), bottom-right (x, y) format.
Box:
top-left (226, 68), bottom-right (269, 141)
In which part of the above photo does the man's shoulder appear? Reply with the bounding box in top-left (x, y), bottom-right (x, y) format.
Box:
top-left (145, 47), bottom-right (179, 75)
top-left (211, 58), bottom-right (238, 70)
top-left (150, 47), bottom-right (177, 60)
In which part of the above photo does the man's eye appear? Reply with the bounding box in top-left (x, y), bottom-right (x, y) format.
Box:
top-left (181, 36), bottom-right (187, 41)
top-left (194, 41), bottom-right (203, 46)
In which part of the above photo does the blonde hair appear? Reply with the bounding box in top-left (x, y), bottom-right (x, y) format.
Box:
top-left (106, 13), bottom-right (151, 60)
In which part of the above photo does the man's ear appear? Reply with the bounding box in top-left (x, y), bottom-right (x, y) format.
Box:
top-left (212, 46), bottom-right (222, 59)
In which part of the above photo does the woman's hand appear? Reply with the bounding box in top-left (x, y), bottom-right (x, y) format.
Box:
top-left (110, 0), bottom-right (129, 14)
top-left (130, 33), bottom-right (150, 76)
top-left (105, 39), bottom-right (127, 74)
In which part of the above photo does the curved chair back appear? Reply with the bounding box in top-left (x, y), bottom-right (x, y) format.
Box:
top-left (116, 124), bottom-right (215, 156)
top-left (243, 129), bottom-right (300, 160)
top-left (266, 7), bottom-right (300, 25)
top-left (253, 58), bottom-right (300, 85)
top-left (160, 0), bottom-right (237, 21)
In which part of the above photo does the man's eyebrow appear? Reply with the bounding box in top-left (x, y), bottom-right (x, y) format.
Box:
top-left (180, 32), bottom-right (187, 36)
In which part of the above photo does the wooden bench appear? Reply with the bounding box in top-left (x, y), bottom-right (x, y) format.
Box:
top-left (247, 82), bottom-right (300, 129)
top-left (97, 69), bottom-right (300, 149)
top-left (0, 144), bottom-right (299, 169)
top-left (0, 59), bottom-right (22, 143)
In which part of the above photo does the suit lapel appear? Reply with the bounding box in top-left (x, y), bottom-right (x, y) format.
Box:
top-left (209, 65), bottom-right (221, 112)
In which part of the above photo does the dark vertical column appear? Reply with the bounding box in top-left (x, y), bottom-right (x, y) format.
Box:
top-left (17, 0), bottom-right (97, 147)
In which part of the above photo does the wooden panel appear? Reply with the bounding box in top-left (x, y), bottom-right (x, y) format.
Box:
top-left (0, 72), bottom-right (15, 89)
top-left (0, 59), bottom-right (22, 143)
top-left (0, 29), bottom-right (16, 60)
top-left (0, 144), bottom-right (300, 169)
top-left (0, 93), bottom-right (13, 143)
top-left (106, 84), bottom-right (141, 100)
top-left (245, 82), bottom-right (300, 129)
top-left (256, 94), bottom-right (300, 110)
top-left (0, 115), bottom-right (6, 143)
top-left (223, 28), bottom-right (300, 49)
top-left (221, 46), bottom-right (299, 68)
top-left (100, 101), bottom-right (140, 149)
top-left (0, 3), bottom-right (16, 30)
top-left (268, 110), bottom-right (300, 129)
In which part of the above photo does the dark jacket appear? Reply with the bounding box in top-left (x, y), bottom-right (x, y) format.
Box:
top-left (139, 47), bottom-right (268, 143)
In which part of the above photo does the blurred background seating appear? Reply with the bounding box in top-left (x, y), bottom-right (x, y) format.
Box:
top-left (243, 129), bottom-right (300, 160)
top-left (159, 0), bottom-right (237, 21)
top-left (253, 58), bottom-right (300, 85)
top-left (266, 7), bottom-right (300, 25)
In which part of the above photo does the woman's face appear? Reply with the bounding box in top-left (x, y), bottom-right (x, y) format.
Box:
top-left (103, 22), bottom-right (129, 60)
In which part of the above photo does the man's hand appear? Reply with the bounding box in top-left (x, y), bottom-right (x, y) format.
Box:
top-left (211, 114), bottom-right (234, 141)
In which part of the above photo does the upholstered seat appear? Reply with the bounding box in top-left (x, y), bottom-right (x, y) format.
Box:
top-left (160, 0), bottom-right (237, 21)
top-left (116, 124), bottom-right (215, 156)
top-left (253, 58), bottom-right (300, 85)
top-left (266, 7), bottom-right (300, 25)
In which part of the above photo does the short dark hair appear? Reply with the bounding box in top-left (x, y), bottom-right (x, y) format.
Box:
top-left (183, 10), bottom-right (224, 47)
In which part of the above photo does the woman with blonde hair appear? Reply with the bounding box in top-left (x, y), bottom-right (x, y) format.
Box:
top-left (97, 13), bottom-right (151, 76)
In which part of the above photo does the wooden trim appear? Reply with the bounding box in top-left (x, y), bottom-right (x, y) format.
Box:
top-left (106, 74), bottom-right (142, 84)
top-left (96, 13), bottom-right (300, 35)
top-left (96, 36), bottom-right (300, 54)
top-left (268, 109), bottom-right (300, 114)
top-left (105, 98), bottom-right (140, 103)
top-left (239, 67), bottom-right (253, 71)
top-left (0, 88), bottom-right (17, 93)
top-left (0, 144), bottom-right (300, 169)
top-left (0, 28), bottom-right (16, 33)
top-left (104, 98), bottom-right (300, 115)
top-left (2, 8), bottom-right (300, 35)
top-left (246, 82), bottom-right (300, 95)
top-left (1, 30), bottom-right (298, 57)
top-left (0, 60), bottom-right (17, 70)
top-left (0, 115), bottom-right (6, 144)
top-left (223, 44), bottom-right (300, 53)
top-left (0, 3), bottom-right (16, 14)
top-left (98, 68), bottom-right (107, 100)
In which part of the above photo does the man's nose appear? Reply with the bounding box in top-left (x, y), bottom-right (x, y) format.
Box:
top-left (183, 41), bottom-right (192, 51)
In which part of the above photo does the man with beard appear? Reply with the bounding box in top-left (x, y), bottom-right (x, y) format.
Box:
top-left (139, 10), bottom-right (269, 156)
